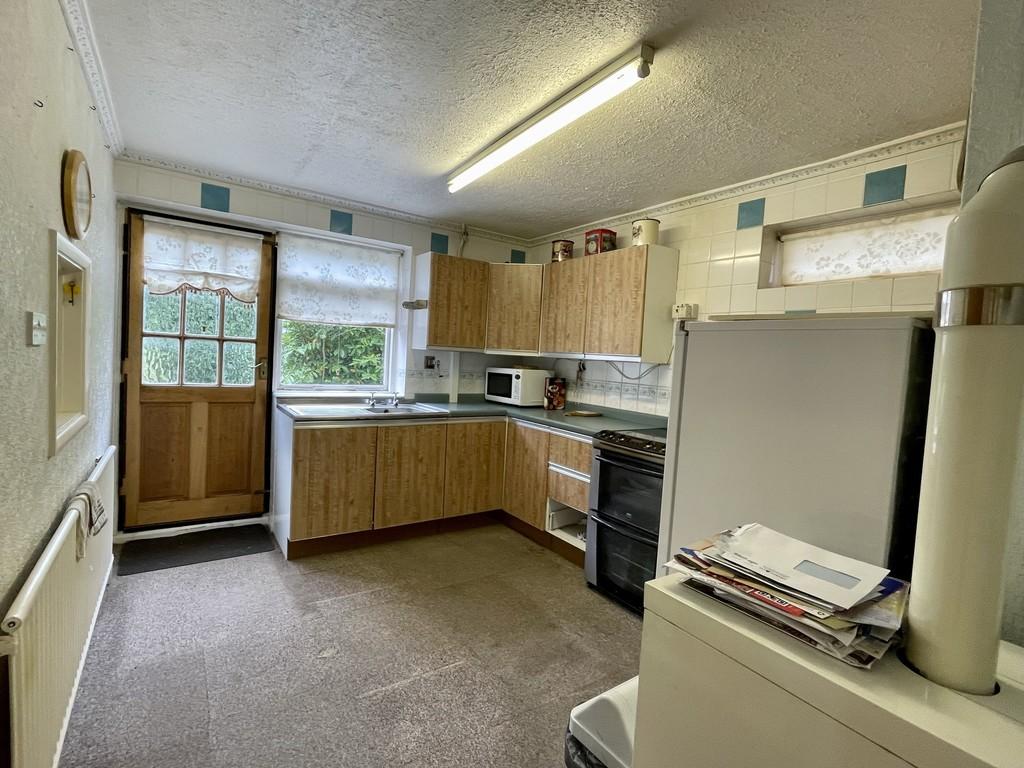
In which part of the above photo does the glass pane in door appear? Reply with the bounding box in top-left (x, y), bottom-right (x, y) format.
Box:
top-left (183, 339), bottom-right (219, 385)
top-left (141, 337), bottom-right (180, 384)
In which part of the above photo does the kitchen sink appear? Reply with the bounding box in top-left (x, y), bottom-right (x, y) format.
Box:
top-left (281, 402), bottom-right (448, 420)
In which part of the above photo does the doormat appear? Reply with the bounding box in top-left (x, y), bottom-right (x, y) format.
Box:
top-left (117, 524), bottom-right (275, 575)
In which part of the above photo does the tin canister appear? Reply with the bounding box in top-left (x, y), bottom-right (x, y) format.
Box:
top-left (551, 240), bottom-right (574, 261)
top-left (585, 228), bottom-right (617, 255)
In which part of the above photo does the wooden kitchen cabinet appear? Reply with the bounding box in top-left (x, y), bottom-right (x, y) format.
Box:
top-left (502, 420), bottom-right (550, 529)
top-left (411, 252), bottom-right (489, 350)
top-left (374, 423), bottom-right (448, 528)
top-left (444, 419), bottom-right (506, 517)
top-left (548, 432), bottom-right (593, 475)
top-left (584, 244), bottom-right (679, 362)
top-left (290, 425), bottom-right (378, 540)
top-left (540, 257), bottom-right (590, 355)
top-left (486, 263), bottom-right (544, 352)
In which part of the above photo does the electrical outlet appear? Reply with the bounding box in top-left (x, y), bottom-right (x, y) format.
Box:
top-left (672, 303), bottom-right (699, 320)
top-left (27, 311), bottom-right (47, 346)
top-left (423, 355), bottom-right (437, 369)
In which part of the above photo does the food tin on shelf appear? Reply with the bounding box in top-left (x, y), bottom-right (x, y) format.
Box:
top-left (585, 228), bottom-right (617, 255)
top-left (551, 239), bottom-right (574, 261)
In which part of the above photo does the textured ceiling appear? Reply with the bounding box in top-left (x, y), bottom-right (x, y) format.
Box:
top-left (87, 0), bottom-right (978, 238)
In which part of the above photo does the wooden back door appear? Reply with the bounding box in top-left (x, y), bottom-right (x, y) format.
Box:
top-left (122, 212), bottom-right (273, 528)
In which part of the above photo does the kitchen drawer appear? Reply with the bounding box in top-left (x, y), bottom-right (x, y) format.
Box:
top-left (548, 468), bottom-right (590, 513)
top-left (548, 433), bottom-right (593, 475)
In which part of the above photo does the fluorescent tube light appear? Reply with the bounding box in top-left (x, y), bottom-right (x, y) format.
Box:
top-left (447, 44), bottom-right (655, 193)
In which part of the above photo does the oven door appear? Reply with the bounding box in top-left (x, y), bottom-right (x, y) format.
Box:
top-left (590, 450), bottom-right (664, 534)
top-left (585, 512), bottom-right (658, 614)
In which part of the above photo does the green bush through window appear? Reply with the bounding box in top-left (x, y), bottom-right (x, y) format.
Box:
top-left (279, 320), bottom-right (385, 387)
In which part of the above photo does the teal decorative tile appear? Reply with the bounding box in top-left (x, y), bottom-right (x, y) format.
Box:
top-left (200, 183), bottom-right (230, 212)
top-left (329, 209), bottom-right (353, 234)
top-left (737, 198), bottom-right (765, 229)
top-left (510, 249), bottom-right (526, 263)
top-left (431, 232), bottom-right (449, 254)
top-left (864, 165), bottom-right (906, 206)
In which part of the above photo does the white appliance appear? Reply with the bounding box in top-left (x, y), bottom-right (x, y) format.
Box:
top-left (484, 366), bottom-right (553, 406)
top-left (658, 316), bottom-right (933, 578)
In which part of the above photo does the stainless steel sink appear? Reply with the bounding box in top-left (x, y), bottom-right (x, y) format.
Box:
top-left (283, 402), bottom-right (447, 420)
top-left (362, 403), bottom-right (446, 417)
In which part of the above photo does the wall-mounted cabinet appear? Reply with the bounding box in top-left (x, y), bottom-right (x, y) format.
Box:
top-left (583, 244), bottom-right (678, 362)
top-left (411, 251), bottom-right (489, 350)
top-left (486, 263), bottom-right (544, 353)
top-left (540, 257), bottom-right (590, 356)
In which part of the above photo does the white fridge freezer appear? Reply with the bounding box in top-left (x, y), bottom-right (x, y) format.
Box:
top-left (658, 316), bottom-right (933, 579)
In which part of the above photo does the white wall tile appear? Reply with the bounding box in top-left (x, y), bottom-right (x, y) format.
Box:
top-left (657, 365), bottom-right (673, 389)
top-left (906, 148), bottom-right (956, 198)
top-left (683, 287), bottom-right (707, 310)
top-left (708, 259), bottom-right (733, 287)
top-left (255, 193), bottom-right (285, 222)
top-left (113, 162), bottom-right (138, 194)
top-left (732, 255), bottom-right (760, 284)
top-left (710, 232), bottom-right (735, 260)
top-left (169, 176), bottom-right (201, 206)
top-left (730, 283), bottom-right (757, 313)
top-left (706, 285), bottom-right (732, 314)
top-left (892, 273), bottom-right (939, 306)
top-left (793, 182), bottom-right (827, 219)
top-left (852, 278), bottom-right (894, 308)
top-left (352, 213), bottom-right (373, 238)
top-left (684, 236), bottom-right (712, 264)
top-left (138, 168), bottom-right (172, 199)
top-left (826, 172), bottom-right (866, 213)
top-left (711, 203), bottom-right (738, 234)
top-left (685, 261), bottom-right (709, 289)
top-left (690, 209), bottom-right (713, 238)
top-left (784, 284), bottom-right (817, 311)
top-left (306, 205), bottom-right (331, 231)
top-left (756, 287), bottom-right (786, 313)
top-left (620, 382), bottom-right (639, 410)
top-left (734, 227), bottom-right (762, 257)
top-left (816, 280), bottom-right (853, 310)
top-left (281, 198), bottom-right (307, 226)
top-left (230, 187), bottom-right (261, 217)
top-left (764, 188), bottom-right (795, 224)
top-left (866, 154), bottom-right (908, 174)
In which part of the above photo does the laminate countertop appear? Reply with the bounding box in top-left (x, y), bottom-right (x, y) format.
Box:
top-left (276, 396), bottom-right (665, 439)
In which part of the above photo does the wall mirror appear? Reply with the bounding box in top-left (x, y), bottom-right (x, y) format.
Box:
top-left (49, 231), bottom-right (91, 456)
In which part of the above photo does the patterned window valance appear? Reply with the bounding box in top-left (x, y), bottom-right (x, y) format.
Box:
top-left (276, 233), bottom-right (402, 327)
top-left (781, 208), bottom-right (957, 285)
top-left (143, 217), bottom-right (263, 302)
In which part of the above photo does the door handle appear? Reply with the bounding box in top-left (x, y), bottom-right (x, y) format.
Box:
top-left (254, 358), bottom-right (267, 380)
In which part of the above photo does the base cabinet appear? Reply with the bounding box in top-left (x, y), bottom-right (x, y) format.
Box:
top-left (444, 419), bottom-right (506, 517)
top-left (374, 423), bottom-right (448, 528)
top-left (290, 425), bottom-right (378, 540)
top-left (503, 420), bottom-right (550, 529)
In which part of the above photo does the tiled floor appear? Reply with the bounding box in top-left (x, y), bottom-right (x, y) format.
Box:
top-left (60, 523), bottom-right (642, 768)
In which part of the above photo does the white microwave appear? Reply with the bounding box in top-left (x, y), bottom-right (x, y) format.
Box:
top-left (485, 367), bottom-right (554, 406)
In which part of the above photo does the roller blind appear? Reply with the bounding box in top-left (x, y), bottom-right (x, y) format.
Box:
top-left (276, 232), bottom-right (402, 327)
top-left (781, 208), bottom-right (956, 285)
top-left (142, 217), bottom-right (263, 301)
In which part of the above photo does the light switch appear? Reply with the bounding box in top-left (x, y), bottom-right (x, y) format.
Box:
top-left (28, 311), bottom-right (47, 346)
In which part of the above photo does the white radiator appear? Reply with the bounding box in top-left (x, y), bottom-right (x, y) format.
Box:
top-left (2, 446), bottom-right (117, 768)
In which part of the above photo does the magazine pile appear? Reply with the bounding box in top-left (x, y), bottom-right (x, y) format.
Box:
top-left (668, 523), bottom-right (909, 669)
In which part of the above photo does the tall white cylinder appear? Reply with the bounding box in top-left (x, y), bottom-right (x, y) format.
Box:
top-left (906, 153), bottom-right (1024, 694)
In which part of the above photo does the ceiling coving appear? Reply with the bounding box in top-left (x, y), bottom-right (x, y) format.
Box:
top-left (85, 0), bottom-right (977, 238)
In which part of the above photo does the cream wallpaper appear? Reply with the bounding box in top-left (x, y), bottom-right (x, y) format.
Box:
top-left (0, 0), bottom-right (117, 611)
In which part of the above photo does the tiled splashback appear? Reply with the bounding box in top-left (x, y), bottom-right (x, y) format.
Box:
top-left (542, 359), bottom-right (672, 416)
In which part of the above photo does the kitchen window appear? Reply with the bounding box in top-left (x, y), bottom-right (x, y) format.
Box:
top-left (275, 232), bottom-right (402, 392)
top-left (780, 207), bottom-right (957, 284)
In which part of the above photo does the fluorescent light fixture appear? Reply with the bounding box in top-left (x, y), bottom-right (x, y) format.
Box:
top-left (447, 43), bottom-right (655, 193)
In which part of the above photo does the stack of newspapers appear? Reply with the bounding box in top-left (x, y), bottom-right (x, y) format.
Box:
top-left (667, 523), bottom-right (909, 669)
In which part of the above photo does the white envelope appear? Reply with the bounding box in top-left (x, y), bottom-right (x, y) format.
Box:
top-left (716, 523), bottom-right (889, 610)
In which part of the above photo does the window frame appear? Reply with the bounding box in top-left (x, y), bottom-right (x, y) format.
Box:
top-left (272, 318), bottom-right (395, 394)
top-left (140, 287), bottom-right (259, 388)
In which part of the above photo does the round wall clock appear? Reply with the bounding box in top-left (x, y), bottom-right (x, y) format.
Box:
top-left (61, 149), bottom-right (92, 239)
